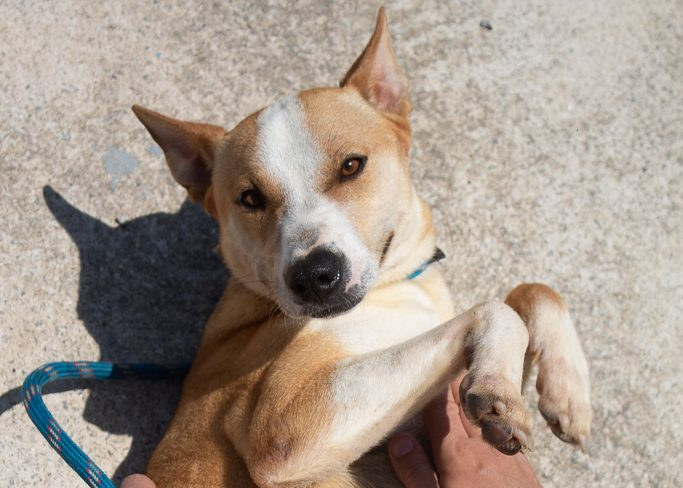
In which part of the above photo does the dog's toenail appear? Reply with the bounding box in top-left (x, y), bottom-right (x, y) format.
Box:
top-left (559, 413), bottom-right (569, 433)
top-left (493, 400), bottom-right (507, 414)
top-left (578, 435), bottom-right (589, 453)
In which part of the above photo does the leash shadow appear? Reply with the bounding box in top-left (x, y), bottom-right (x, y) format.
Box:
top-left (32, 185), bottom-right (227, 483)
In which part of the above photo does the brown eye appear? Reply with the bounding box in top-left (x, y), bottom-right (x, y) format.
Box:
top-left (340, 155), bottom-right (367, 180)
top-left (239, 188), bottom-right (266, 210)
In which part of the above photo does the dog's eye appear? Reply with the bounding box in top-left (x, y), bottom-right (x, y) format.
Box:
top-left (239, 188), bottom-right (266, 210)
top-left (340, 155), bottom-right (367, 181)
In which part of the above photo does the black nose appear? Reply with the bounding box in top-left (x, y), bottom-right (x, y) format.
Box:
top-left (286, 248), bottom-right (345, 304)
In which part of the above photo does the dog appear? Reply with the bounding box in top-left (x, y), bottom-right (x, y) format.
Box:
top-left (131, 8), bottom-right (591, 487)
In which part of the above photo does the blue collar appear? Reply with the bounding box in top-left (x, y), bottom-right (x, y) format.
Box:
top-left (407, 248), bottom-right (445, 280)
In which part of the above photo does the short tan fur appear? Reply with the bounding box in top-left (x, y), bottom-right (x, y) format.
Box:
top-left (132, 7), bottom-right (591, 487)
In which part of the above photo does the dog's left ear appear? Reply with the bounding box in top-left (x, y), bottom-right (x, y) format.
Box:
top-left (340, 7), bottom-right (410, 117)
top-left (132, 105), bottom-right (226, 215)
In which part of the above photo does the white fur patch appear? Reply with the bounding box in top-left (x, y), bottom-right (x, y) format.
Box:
top-left (310, 279), bottom-right (441, 354)
top-left (257, 95), bottom-right (321, 200)
top-left (256, 96), bottom-right (376, 310)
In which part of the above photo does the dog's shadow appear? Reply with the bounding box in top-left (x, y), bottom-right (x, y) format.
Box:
top-left (4, 186), bottom-right (228, 483)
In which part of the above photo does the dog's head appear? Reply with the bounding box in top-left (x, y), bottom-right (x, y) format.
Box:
top-left (133, 8), bottom-right (433, 318)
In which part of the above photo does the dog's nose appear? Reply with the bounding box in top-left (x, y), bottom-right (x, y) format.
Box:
top-left (286, 248), bottom-right (344, 304)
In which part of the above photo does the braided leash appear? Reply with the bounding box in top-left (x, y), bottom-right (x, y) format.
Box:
top-left (22, 362), bottom-right (189, 487)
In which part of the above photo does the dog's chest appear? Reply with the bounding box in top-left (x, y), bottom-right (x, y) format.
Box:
top-left (309, 273), bottom-right (449, 355)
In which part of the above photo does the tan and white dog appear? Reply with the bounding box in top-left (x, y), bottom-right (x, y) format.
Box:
top-left (132, 8), bottom-right (591, 487)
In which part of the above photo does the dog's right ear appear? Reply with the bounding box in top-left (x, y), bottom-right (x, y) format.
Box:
top-left (340, 7), bottom-right (410, 118)
top-left (132, 105), bottom-right (226, 210)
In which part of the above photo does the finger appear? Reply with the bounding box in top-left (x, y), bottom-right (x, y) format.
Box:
top-left (451, 377), bottom-right (481, 438)
top-left (388, 433), bottom-right (439, 488)
top-left (423, 384), bottom-right (468, 477)
top-left (424, 387), bottom-right (468, 445)
top-left (121, 474), bottom-right (157, 488)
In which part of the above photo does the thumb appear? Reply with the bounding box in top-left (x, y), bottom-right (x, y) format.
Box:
top-left (388, 433), bottom-right (439, 488)
top-left (121, 474), bottom-right (157, 488)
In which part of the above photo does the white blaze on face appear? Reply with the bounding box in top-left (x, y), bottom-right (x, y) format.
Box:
top-left (257, 96), bottom-right (320, 199)
top-left (256, 95), bottom-right (376, 310)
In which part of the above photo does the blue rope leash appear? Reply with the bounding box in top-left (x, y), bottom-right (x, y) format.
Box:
top-left (22, 362), bottom-right (189, 487)
top-left (21, 249), bottom-right (445, 486)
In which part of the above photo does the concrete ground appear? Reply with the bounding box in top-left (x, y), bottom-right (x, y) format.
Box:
top-left (1, 0), bottom-right (681, 486)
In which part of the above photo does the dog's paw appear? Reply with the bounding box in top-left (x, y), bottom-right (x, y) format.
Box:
top-left (536, 356), bottom-right (591, 451)
top-left (459, 373), bottom-right (532, 455)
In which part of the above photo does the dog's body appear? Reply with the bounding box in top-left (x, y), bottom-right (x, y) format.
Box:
top-left (132, 9), bottom-right (591, 487)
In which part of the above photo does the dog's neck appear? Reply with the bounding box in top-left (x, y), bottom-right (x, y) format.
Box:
top-left (373, 192), bottom-right (437, 287)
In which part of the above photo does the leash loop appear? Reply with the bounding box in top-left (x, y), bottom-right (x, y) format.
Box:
top-left (22, 362), bottom-right (189, 487)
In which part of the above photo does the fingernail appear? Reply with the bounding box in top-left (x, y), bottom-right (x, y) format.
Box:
top-left (390, 437), bottom-right (414, 457)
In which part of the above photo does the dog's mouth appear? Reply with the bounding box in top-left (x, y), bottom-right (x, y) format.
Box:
top-left (302, 293), bottom-right (364, 318)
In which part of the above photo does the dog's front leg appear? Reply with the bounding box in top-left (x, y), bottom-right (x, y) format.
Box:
top-left (245, 302), bottom-right (531, 488)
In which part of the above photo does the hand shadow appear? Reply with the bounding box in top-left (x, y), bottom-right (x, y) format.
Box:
top-left (15, 186), bottom-right (227, 483)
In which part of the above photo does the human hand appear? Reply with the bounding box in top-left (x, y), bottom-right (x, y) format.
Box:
top-left (388, 373), bottom-right (541, 488)
top-left (121, 474), bottom-right (156, 488)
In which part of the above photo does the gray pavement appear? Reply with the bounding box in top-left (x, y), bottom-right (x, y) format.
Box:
top-left (1, 1), bottom-right (681, 486)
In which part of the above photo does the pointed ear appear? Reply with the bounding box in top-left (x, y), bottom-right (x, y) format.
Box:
top-left (132, 105), bottom-right (227, 205)
top-left (340, 7), bottom-right (410, 117)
